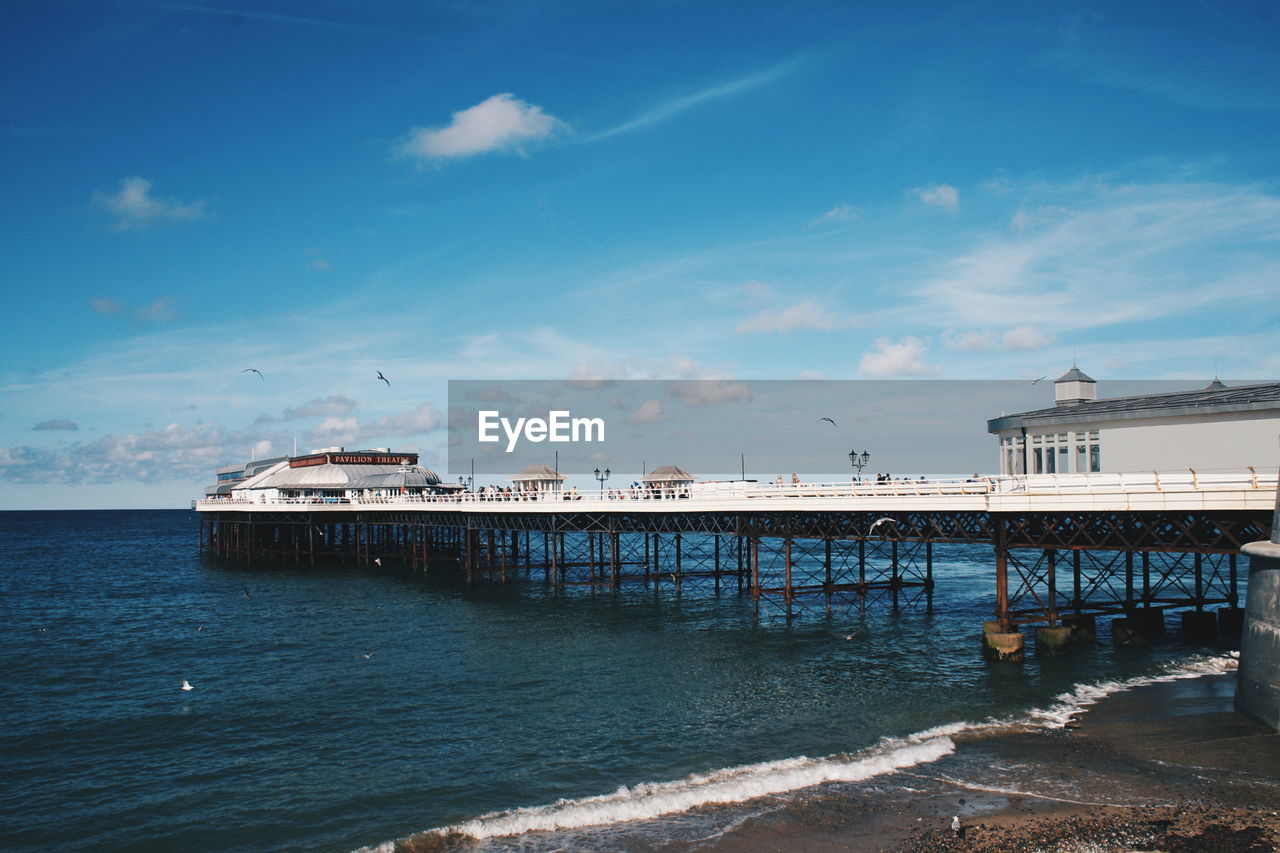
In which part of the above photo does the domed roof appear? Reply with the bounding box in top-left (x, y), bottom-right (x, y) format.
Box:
top-left (346, 466), bottom-right (442, 490)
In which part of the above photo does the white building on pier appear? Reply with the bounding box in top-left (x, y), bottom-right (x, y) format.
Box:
top-left (988, 368), bottom-right (1280, 475)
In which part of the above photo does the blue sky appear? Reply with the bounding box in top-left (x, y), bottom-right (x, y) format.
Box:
top-left (2, 0), bottom-right (1279, 508)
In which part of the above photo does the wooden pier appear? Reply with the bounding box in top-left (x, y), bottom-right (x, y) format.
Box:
top-left (197, 470), bottom-right (1276, 657)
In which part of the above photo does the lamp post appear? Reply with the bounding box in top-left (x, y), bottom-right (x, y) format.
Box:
top-left (594, 467), bottom-right (611, 493)
top-left (849, 449), bottom-right (870, 478)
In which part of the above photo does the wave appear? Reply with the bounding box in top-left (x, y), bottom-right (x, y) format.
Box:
top-left (357, 732), bottom-right (955, 849)
top-left (357, 652), bottom-right (1238, 850)
top-left (1025, 651), bottom-right (1238, 730)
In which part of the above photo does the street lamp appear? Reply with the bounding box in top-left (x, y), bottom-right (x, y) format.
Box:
top-left (594, 467), bottom-right (611, 491)
top-left (849, 449), bottom-right (870, 477)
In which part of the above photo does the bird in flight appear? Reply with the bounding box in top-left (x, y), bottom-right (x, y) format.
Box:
top-left (377, 371), bottom-right (390, 387)
top-left (819, 417), bottom-right (837, 427)
top-left (1030, 376), bottom-right (1046, 384)
top-left (373, 557), bottom-right (382, 566)
top-left (242, 368), bottom-right (263, 379)
top-left (868, 517), bottom-right (898, 534)
top-left (242, 584), bottom-right (253, 600)
top-left (181, 680), bottom-right (194, 691)
top-left (362, 652), bottom-right (375, 660)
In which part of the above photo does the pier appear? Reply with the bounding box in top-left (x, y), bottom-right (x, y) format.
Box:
top-left (197, 468), bottom-right (1275, 658)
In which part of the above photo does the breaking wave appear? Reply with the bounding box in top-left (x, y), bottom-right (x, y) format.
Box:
top-left (358, 652), bottom-right (1238, 850)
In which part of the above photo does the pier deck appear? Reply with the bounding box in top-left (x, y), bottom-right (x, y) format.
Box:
top-left (197, 469), bottom-right (1276, 654)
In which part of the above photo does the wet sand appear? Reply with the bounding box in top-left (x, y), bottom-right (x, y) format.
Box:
top-left (697, 672), bottom-right (1279, 853)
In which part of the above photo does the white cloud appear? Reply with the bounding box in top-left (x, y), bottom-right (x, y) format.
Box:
top-left (308, 416), bottom-right (360, 446)
top-left (625, 399), bottom-right (667, 424)
top-left (92, 177), bottom-right (207, 230)
top-left (857, 336), bottom-right (936, 377)
top-left (666, 379), bottom-right (752, 407)
top-left (363, 403), bottom-right (445, 437)
top-left (913, 183), bottom-right (959, 211)
top-left (1002, 325), bottom-right (1056, 351)
top-left (941, 329), bottom-right (996, 352)
top-left (813, 204), bottom-right (858, 224)
top-left (736, 299), bottom-right (865, 335)
top-left (400, 93), bottom-right (564, 160)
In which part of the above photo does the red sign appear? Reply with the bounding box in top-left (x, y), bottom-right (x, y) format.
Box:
top-left (289, 452), bottom-right (417, 468)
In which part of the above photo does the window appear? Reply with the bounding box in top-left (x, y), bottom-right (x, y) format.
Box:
top-left (1076, 445), bottom-right (1086, 472)
top-left (1033, 448), bottom-right (1043, 474)
top-left (1089, 444), bottom-right (1101, 472)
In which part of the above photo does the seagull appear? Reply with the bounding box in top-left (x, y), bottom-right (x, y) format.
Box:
top-left (242, 584), bottom-right (252, 600)
top-left (951, 815), bottom-right (962, 837)
top-left (1030, 376), bottom-right (1046, 384)
top-left (181, 680), bottom-right (194, 691)
top-left (377, 371), bottom-right (390, 387)
top-left (819, 417), bottom-right (837, 427)
top-left (373, 557), bottom-right (382, 566)
top-left (868, 517), bottom-right (898, 534)
top-left (362, 652), bottom-right (375, 660)
top-left (242, 368), bottom-right (263, 379)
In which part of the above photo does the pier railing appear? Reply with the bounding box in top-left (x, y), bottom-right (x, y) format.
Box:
top-left (195, 467), bottom-right (1278, 512)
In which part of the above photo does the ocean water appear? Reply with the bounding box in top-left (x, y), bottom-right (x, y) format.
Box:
top-left (0, 510), bottom-right (1239, 852)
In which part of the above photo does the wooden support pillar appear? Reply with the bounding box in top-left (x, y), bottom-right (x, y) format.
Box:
top-left (1046, 548), bottom-right (1058, 627)
top-left (1125, 551), bottom-right (1136, 612)
top-left (993, 515), bottom-right (1010, 632)
top-left (610, 531), bottom-right (619, 588)
top-left (714, 535), bottom-right (721, 592)
top-left (1141, 551), bottom-right (1151, 607)
top-left (749, 536), bottom-right (760, 599)
top-left (1073, 550), bottom-right (1082, 614)
top-left (925, 539), bottom-right (934, 612)
top-left (1194, 551), bottom-right (1204, 611)
top-left (823, 538), bottom-right (832, 591)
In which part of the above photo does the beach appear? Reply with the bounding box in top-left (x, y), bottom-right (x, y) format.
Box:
top-left (685, 671), bottom-right (1279, 853)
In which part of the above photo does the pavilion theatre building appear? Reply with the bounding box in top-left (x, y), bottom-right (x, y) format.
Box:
top-left (987, 368), bottom-right (1280, 476)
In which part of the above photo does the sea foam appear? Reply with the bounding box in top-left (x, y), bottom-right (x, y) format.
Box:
top-left (357, 652), bottom-right (1239, 849)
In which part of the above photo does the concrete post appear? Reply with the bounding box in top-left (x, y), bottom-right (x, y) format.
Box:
top-left (1238, 471), bottom-right (1280, 732)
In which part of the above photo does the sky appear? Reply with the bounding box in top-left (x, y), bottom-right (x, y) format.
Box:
top-left (2, 0), bottom-right (1279, 508)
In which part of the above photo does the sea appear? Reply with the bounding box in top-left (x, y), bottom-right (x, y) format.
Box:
top-left (0, 509), bottom-right (1242, 852)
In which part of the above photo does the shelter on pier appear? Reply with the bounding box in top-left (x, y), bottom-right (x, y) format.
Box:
top-left (511, 464), bottom-right (564, 495)
top-left (643, 465), bottom-right (696, 497)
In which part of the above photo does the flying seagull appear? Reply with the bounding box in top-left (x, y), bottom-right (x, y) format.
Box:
top-left (868, 517), bottom-right (898, 534)
top-left (1030, 376), bottom-right (1046, 384)
top-left (373, 557), bottom-right (382, 566)
top-left (242, 368), bottom-right (263, 379)
top-left (362, 652), bottom-right (375, 660)
top-left (242, 584), bottom-right (252, 600)
top-left (819, 417), bottom-right (837, 427)
top-left (377, 371), bottom-right (390, 387)
top-left (181, 680), bottom-right (194, 691)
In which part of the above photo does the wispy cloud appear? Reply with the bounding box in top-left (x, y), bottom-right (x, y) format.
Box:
top-left (32, 419), bottom-right (78, 431)
top-left (811, 204), bottom-right (858, 225)
top-left (912, 183), bottom-right (959, 211)
top-left (736, 299), bottom-right (863, 334)
top-left (92, 177), bottom-right (207, 230)
top-left (914, 180), bottom-right (1280, 333)
top-left (89, 295), bottom-right (181, 323)
top-left (592, 57), bottom-right (801, 141)
top-left (399, 93), bottom-right (565, 161)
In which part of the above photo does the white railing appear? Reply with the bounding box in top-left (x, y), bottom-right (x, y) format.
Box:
top-left (194, 467), bottom-right (1277, 511)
